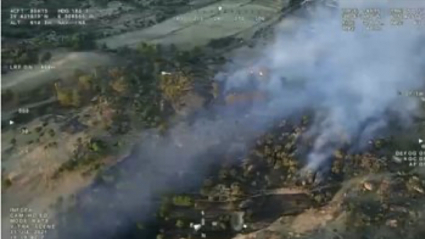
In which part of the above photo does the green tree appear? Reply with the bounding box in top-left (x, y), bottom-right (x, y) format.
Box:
top-left (159, 197), bottom-right (171, 218)
top-left (110, 76), bottom-right (128, 93)
top-left (176, 219), bottom-right (184, 228)
top-left (156, 14), bottom-right (166, 23)
top-left (172, 195), bottom-right (193, 207)
top-left (10, 138), bottom-right (17, 145)
top-left (289, 0), bottom-right (304, 7)
top-left (3, 178), bottom-right (12, 189)
top-left (2, 89), bottom-right (15, 104)
top-left (68, 33), bottom-right (95, 50)
top-left (40, 51), bottom-right (52, 63)
top-left (191, 46), bottom-right (203, 58)
top-left (137, 42), bottom-right (157, 58)
top-left (89, 139), bottom-right (105, 152)
top-left (78, 75), bottom-right (94, 91)
top-left (71, 89), bottom-right (81, 107)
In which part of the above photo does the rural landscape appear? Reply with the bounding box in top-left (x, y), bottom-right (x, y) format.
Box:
top-left (2, 0), bottom-right (425, 239)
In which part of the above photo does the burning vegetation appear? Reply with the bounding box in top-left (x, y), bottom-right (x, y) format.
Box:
top-left (148, 117), bottom-right (425, 239)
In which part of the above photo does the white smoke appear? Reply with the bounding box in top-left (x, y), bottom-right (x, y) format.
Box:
top-left (53, 1), bottom-right (425, 238)
top-left (223, 0), bottom-right (425, 171)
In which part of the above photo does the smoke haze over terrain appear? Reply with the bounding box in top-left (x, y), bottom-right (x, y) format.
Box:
top-left (56, 1), bottom-right (425, 238)
top-left (223, 0), bottom-right (425, 170)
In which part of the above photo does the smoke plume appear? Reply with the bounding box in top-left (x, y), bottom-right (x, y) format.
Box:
top-left (55, 0), bottom-right (425, 238)
top-left (222, 0), bottom-right (425, 171)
